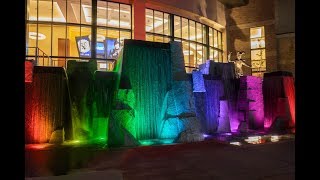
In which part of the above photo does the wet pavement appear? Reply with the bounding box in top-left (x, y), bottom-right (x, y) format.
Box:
top-left (26, 136), bottom-right (295, 180)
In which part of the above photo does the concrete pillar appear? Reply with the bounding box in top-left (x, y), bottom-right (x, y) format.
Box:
top-left (133, 0), bottom-right (146, 40)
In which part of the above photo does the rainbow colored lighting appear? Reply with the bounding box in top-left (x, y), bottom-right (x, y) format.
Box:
top-left (25, 40), bottom-right (295, 147)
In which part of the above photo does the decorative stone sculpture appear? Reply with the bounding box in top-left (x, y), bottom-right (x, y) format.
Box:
top-left (227, 52), bottom-right (232, 62)
top-left (228, 51), bottom-right (252, 78)
top-left (192, 70), bottom-right (206, 92)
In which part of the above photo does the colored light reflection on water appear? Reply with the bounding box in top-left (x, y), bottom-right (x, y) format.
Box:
top-left (26, 144), bottom-right (53, 150)
top-left (139, 139), bottom-right (174, 146)
top-left (62, 140), bottom-right (85, 146)
top-left (270, 135), bottom-right (280, 142)
top-left (203, 134), bottom-right (210, 138)
top-left (222, 133), bottom-right (232, 136)
top-left (244, 136), bottom-right (264, 144)
top-left (140, 140), bottom-right (155, 146)
top-left (230, 142), bottom-right (241, 146)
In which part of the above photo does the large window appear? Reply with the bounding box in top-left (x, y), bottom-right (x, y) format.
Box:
top-left (250, 26), bottom-right (266, 77)
top-left (145, 9), bottom-right (171, 43)
top-left (174, 18), bottom-right (208, 73)
top-left (209, 27), bottom-right (223, 63)
top-left (145, 9), bottom-right (224, 73)
top-left (26, 0), bottom-right (132, 69)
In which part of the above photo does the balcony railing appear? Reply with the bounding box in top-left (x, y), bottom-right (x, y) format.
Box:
top-left (26, 47), bottom-right (117, 71)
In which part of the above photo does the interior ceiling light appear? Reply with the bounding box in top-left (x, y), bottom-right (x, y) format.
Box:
top-left (29, 32), bottom-right (46, 40)
top-left (88, 34), bottom-right (105, 42)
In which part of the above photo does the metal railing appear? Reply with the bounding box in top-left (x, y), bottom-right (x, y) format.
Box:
top-left (26, 47), bottom-right (117, 71)
top-left (26, 47), bottom-right (52, 66)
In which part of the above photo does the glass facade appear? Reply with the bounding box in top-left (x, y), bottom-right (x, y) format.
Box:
top-left (26, 2), bottom-right (224, 72)
top-left (146, 9), bottom-right (224, 73)
top-left (209, 27), bottom-right (223, 63)
top-left (26, 0), bottom-right (132, 69)
top-left (145, 9), bottom-right (171, 43)
top-left (250, 26), bottom-right (266, 77)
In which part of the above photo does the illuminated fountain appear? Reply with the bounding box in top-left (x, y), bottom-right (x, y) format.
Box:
top-left (25, 40), bottom-right (295, 147)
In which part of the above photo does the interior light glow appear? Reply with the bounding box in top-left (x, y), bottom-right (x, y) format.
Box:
top-left (29, 32), bottom-right (46, 40)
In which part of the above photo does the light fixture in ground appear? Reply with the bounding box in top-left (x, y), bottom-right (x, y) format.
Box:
top-left (230, 142), bottom-right (241, 146)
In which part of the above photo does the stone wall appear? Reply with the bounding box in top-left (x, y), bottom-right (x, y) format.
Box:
top-left (226, 0), bottom-right (295, 76)
top-left (226, 0), bottom-right (277, 75)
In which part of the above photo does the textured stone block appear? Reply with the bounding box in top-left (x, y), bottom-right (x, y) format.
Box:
top-left (163, 81), bottom-right (196, 117)
top-left (174, 130), bottom-right (204, 143)
top-left (170, 41), bottom-right (186, 76)
top-left (192, 70), bottom-right (206, 92)
top-left (217, 100), bottom-right (231, 133)
top-left (199, 60), bottom-right (210, 75)
top-left (115, 89), bottom-right (135, 110)
top-left (159, 118), bottom-right (183, 139)
top-left (110, 110), bottom-right (136, 137)
top-left (108, 110), bottom-right (139, 147)
top-left (237, 76), bottom-right (264, 130)
top-left (49, 129), bottom-right (64, 144)
top-left (238, 121), bottom-right (248, 133)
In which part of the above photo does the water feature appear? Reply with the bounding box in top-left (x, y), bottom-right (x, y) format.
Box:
top-left (25, 40), bottom-right (295, 147)
top-left (25, 66), bottom-right (72, 144)
top-left (121, 40), bottom-right (172, 140)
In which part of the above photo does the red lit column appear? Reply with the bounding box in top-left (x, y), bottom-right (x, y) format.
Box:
top-left (133, 0), bottom-right (146, 40)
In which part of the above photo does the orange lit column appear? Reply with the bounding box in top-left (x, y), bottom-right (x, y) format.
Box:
top-left (133, 0), bottom-right (146, 40)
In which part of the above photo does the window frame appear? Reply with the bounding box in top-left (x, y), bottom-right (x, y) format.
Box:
top-left (26, 0), bottom-right (133, 66)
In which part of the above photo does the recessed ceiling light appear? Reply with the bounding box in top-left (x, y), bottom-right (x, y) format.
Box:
top-left (29, 32), bottom-right (46, 40)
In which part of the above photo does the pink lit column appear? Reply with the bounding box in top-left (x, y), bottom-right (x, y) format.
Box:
top-left (133, 0), bottom-right (146, 40)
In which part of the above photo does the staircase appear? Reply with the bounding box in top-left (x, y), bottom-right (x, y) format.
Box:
top-left (26, 47), bottom-right (53, 66)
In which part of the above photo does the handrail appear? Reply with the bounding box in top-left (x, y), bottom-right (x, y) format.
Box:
top-left (26, 47), bottom-right (52, 66)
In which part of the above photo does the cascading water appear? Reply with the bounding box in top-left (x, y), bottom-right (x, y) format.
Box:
top-left (67, 59), bottom-right (120, 142)
top-left (203, 79), bottom-right (224, 133)
top-left (67, 60), bottom-right (96, 140)
top-left (25, 67), bottom-right (72, 143)
top-left (121, 41), bottom-right (172, 140)
top-left (283, 77), bottom-right (295, 127)
top-left (214, 62), bottom-right (239, 132)
top-left (263, 72), bottom-right (295, 129)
